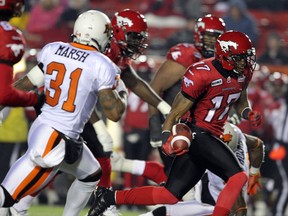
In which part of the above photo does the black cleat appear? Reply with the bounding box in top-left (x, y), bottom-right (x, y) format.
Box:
top-left (88, 186), bottom-right (113, 216)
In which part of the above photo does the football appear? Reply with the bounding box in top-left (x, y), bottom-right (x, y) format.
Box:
top-left (170, 123), bottom-right (193, 151)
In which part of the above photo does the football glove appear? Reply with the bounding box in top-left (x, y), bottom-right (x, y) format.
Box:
top-left (161, 131), bottom-right (188, 157)
top-left (247, 173), bottom-right (262, 196)
top-left (269, 145), bottom-right (286, 161)
top-left (248, 111), bottom-right (263, 127)
top-left (33, 89), bottom-right (45, 116)
top-left (93, 120), bottom-right (113, 154)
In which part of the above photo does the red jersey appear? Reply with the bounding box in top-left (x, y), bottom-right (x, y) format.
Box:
top-left (0, 21), bottom-right (37, 107)
top-left (123, 90), bottom-right (149, 131)
top-left (162, 43), bottom-right (203, 106)
top-left (0, 21), bottom-right (25, 64)
top-left (105, 37), bottom-right (131, 70)
top-left (181, 58), bottom-right (253, 136)
top-left (166, 43), bottom-right (203, 69)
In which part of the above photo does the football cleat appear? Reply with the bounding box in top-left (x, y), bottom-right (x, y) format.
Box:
top-left (103, 205), bottom-right (122, 216)
top-left (88, 187), bottom-right (113, 216)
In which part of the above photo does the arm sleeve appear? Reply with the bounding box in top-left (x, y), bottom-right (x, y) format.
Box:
top-left (96, 58), bottom-right (121, 91)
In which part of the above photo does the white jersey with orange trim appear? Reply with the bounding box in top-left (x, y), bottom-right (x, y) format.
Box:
top-left (38, 41), bottom-right (120, 139)
top-left (1, 41), bottom-right (120, 207)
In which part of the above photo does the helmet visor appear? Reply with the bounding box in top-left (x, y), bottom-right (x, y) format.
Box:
top-left (123, 31), bottom-right (148, 58)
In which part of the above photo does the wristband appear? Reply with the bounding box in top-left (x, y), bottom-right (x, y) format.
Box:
top-left (157, 101), bottom-right (171, 116)
top-left (250, 166), bottom-right (260, 175)
top-left (93, 119), bottom-right (107, 135)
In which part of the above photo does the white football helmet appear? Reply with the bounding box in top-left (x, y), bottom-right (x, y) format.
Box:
top-left (222, 122), bottom-right (240, 152)
top-left (72, 10), bottom-right (112, 52)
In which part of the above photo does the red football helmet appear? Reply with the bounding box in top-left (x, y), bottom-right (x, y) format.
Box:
top-left (215, 30), bottom-right (256, 75)
top-left (0, 0), bottom-right (24, 17)
top-left (111, 9), bottom-right (148, 58)
top-left (194, 14), bottom-right (226, 58)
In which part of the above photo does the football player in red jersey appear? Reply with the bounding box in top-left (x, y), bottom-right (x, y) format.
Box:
top-left (0, 0), bottom-right (38, 109)
top-left (87, 30), bottom-right (263, 216)
top-left (148, 14), bottom-right (226, 174)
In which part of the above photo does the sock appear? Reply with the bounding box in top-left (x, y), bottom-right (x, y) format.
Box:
top-left (115, 186), bottom-right (178, 205)
top-left (97, 157), bottom-right (111, 188)
top-left (136, 175), bottom-right (145, 187)
top-left (143, 161), bottom-right (167, 184)
top-left (152, 206), bottom-right (166, 216)
top-left (13, 195), bottom-right (34, 212)
top-left (62, 179), bottom-right (98, 216)
top-left (124, 173), bottom-right (133, 189)
top-left (212, 171), bottom-right (247, 216)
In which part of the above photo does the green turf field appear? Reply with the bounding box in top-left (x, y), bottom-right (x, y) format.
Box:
top-left (29, 205), bottom-right (146, 216)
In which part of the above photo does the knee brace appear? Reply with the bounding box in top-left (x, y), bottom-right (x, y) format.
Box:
top-left (80, 168), bottom-right (102, 183)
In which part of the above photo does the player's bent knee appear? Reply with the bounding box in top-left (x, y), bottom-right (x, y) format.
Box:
top-left (1, 186), bottom-right (16, 207)
top-left (155, 187), bottom-right (179, 204)
top-left (80, 168), bottom-right (102, 182)
top-left (230, 171), bottom-right (248, 185)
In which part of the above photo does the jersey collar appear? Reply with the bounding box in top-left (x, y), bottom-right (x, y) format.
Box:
top-left (70, 42), bottom-right (98, 51)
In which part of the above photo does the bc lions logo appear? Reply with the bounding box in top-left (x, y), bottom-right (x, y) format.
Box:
top-left (116, 14), bottom-right (134, 27)
top-left (219, 40), bottom-right (238, 53)
top-left (183, 76), bottom-right (194, 87)
top-left (6, 44), bottom-right (24, 57)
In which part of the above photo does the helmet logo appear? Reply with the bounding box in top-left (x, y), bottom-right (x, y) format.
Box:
top-left (197, 21), bottom-right (205, 30)
top-left (6, 43), bottom-right (24, 57)
top-left (221, 133), bottom-right (232, 143)
top-left (0, 0), bottom-right (5, 6)
top-left (219, 40), bottom-right (238, 53)
top-left (115, 14), bottom-right (134, 27)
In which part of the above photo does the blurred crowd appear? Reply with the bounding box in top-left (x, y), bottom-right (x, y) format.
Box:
top-left (2, 0), bottom-right (288, 215)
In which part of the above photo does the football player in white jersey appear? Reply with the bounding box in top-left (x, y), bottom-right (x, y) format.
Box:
top-left (140, 122), bottom-right (264, 216)
top-left (0, 10), bottom-right (127, 216)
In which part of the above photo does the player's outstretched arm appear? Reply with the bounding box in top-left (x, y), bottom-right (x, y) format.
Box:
top-left (121, 65), bottom-right (171, 115)
top-left (245, 134), bottom-right (264, 196)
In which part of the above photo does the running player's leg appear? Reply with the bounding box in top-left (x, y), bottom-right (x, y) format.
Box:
top-left (61, 144), bottom-right (102, 216)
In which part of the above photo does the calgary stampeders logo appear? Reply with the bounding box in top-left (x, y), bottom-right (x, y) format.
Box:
top-left (219, 40), bottom-right (238, 53)
top-left (6, 43), bottom-right (24, 57)
top-left (115, 14), bottom-right (134, 28)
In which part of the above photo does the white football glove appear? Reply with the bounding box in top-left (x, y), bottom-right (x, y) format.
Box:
top-left (93, 120), bottom-right (113, 153)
